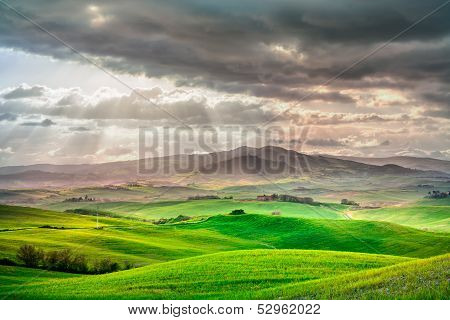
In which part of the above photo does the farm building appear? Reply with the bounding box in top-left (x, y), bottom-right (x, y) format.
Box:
top-left (257, 194), bottom-right (276, 201)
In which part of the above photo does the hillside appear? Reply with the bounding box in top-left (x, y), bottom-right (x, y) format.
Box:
top-left (0, 204), bottom-right (448, 300)
top-left (180, 214), bottom-right (450, 258)
top-left (0, 205), bottom-right (263, 265)
top-left (0, 206), bottom-right (448, 266)
top-left (351, 202), bottom-right (450, 232)
top-left (46, 199), bottom-right (346, 220)
top-left (0, 250), bottom-right (411, 299)
top-left (258, 253), bottom-right (450, 300)
top-left (330, 155), bottom-right (450, 173)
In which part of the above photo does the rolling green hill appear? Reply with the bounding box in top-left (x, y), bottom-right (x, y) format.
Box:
top-left (44, 199), bottom-right (345, 220)
top-left (0, 250), bottom-right (411, 299)
top-left (0, 265), bottom-right (80, 288)
top-left (352, 203), bottom-right (450, 232)
top-left (180, 214), bottom-right (450, 258)
top-left (0, 206), bottom-right (448, 268)
top-left (258, 253), bottom-right (450, 300)
top-left (0, 205), bottom-right (263, 265)
top-left (0, 205), bottom-right (138, 230)
top-left (0, 204), bottom-right (449, 300)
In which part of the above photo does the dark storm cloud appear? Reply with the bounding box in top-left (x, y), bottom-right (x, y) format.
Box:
top-left (0, 0), bottom-right (449, 104)
top-left (419, 89), bottom-right (449, 119)
top-left (422, 91), bottom-right (450, 106)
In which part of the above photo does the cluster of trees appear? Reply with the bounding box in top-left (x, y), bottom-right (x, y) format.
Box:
top-left (257, 194), bottom-right (314, 204)
top-left (187, 195), bottom-right (234, 200)
top-left (63, 195), bottom-right (96, 202)
top-left (229, 209), bottom-right (246, 215)
top-left (278, 194), bottom-right (314, 204)
top-left (15, 244), bottom-right (129, 274)
top-left (426, 191), bottom-right (449, 199)
top-left (341, 199), bottom-right (359, 206)
top-left (154, 215), bottom-right (192, 225)
top-left (187, 195), bottom-right (220, 200)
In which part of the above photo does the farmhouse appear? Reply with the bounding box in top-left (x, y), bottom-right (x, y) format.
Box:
top-left (257, 194), bottom-right (276, 201)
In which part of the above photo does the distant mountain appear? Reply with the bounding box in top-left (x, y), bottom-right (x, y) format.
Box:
top-left (0, 146), bottom-right (446, 188)
top-left (327, 155), bottom-right (450, 173)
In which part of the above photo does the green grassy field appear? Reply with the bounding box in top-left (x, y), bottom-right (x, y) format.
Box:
top-left (352, 201), bottom-right (450, 232)
top-left (0, 265), bottom-right (80, 288)
top-left (0, 203), bottom-right (448, 299)
top-left (180, 214), bottom-right (450, 258)
top-left (0, 206), bottom-right (448, 266)
top-left (44, 199), bottom-right (346, 220)
top-left (0, 205), bottom-right (266, 265)
top-left (0, 250), bottom-right (412, 299)
top-left (257, 253), bottom-right (450, 300)
top-left (0, 205), bottom-right (139, 229)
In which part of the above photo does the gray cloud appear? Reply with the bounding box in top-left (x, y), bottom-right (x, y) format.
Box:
top-left (2, 86), bottom-right (418, 126)
top-left (0, 1), bottom-right (449, 165)
top-left (3, 85), bottom-right (45, 99)
top-left (0, 113), bottom-right (17, 121)
top-left (420, 90), bottom-right (450, 119)
top-left (0, 1), bottom-right (449, 105)
top-left (423, 107), bottom-right (450, 119)
top-left (288, 111), bottom-right (411, 126)
top-left (306, 138), bottom-right (345, 147)
top-left (21, 118), bottom-right (56, 127)
top-left (99, 146), bottom-right (133, 157)
top-left (68, 126), bottom-right (91, 132)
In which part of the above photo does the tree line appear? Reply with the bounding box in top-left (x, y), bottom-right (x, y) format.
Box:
top-left (7, 244), bottom-right (133, 274)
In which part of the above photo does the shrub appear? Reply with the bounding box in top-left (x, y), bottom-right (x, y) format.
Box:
top-left (44, 249), bottom-right (89, 273)
top-left (44, 249), bottom-right (72, 272)
top-left (341, 199), bottom-right (359, 206)
top-left (43, 250), bottom-right (59, 270)
top-left (123, 261), bottom-right (134, 270)
top-left (17, 244), bottom-right (44, 267)
top-left (0, 257), bottom-right (17, 266)
top-left (229, 209), bottom-right (246, 215)
top-left (93, 258), bottom-right (120, 274)
top-left (71, 254), bottom-right (89, 273)
top-left (16, 244), bottom-right (120, 274)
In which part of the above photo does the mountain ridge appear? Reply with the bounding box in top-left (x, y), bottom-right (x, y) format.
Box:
top-left (0, 146), bottom-right (447, 188)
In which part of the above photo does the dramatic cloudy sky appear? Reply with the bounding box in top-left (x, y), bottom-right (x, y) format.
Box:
top-left (0, 0), bottom-right (449, 165)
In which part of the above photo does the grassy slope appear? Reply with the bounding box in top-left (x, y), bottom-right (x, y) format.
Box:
top-left (0, 250), bottom-right (410, 299)
top-left (0, 205), bottom-right (263, 265)
top-left (0, 204), bottom-right (138, 229)
top-left (180, 214), bottom-right (450, 258)
top-left (352, 201), bottom-right (450, 232)
top-left (0, 265), bottom-right (80, 287)
top-left (0, 205), bottom-right (448, 300)
top-left (0, 206), bottom-right (448, 267)
top-left (258, 254), bottom-right (450, 300)
top-left (45, 199), bottom-right (345, 220)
